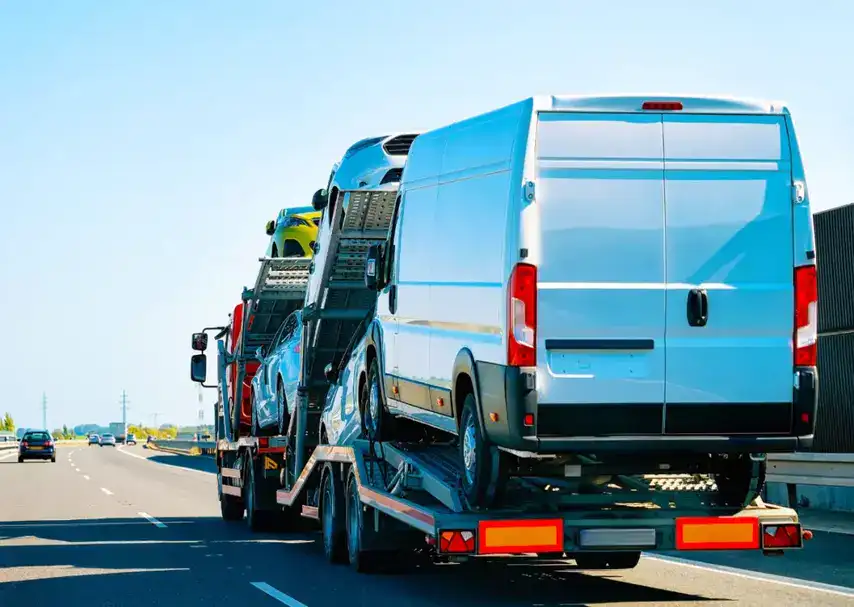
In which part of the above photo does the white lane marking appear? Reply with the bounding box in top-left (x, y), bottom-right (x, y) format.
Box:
top-left (83, 475), bottom-right (90, 480)
top-left (100, 487), bottom-right (113, 496)
top-left (0, 521), bottom-right (194, 529)
top-left (139, 512), bottom-right (167, 528)
top-left (117, 445), bottom-right (212, 476)
top-left (251, 582), bottom-right (308, 607)
top-left (0, 451), bottom-right (17, 460)
top-left (75, 468), bottom-right (80, 472)
top-left (644, 554), bottom-right (854, 597)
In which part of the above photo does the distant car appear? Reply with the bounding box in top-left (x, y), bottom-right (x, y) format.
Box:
top-left (264, 207), bottom-right (321, 258)
top-left (99, 433), bottom-right (116, 447)
top-left (88, 434), bottom-right (100, 446)
top-left (125, 433), bottom-right (137, 445)
top-left (18, 430), bottom-right (56, 463)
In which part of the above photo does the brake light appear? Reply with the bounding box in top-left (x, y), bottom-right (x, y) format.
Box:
top-left (44, 440), bottom-right (53, 447)
top-left (508, 263), bottom-right (537, 367)
top-left (761, 524), bottom-right (803, 549)
top-left (794, 265), bottom-right (817, 366)
top-left (438, 530), bottom-right (476, 554)
top-left (21, 441), bottom-right (28, 448)
top-left (642, 101), bottom-right (683, 111)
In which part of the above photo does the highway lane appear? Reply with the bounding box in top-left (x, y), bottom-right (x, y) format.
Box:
top-left (1, 445), bottom-right (853, 607)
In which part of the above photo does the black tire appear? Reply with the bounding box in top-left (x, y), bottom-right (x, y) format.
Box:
top-left (575, 551), bottom-right (641, 570)
top-left (17, 456), bottom-right (23, 463)
top-left (51, 456), bottom-right (56, 463)
top-left (320, 465), bottom-right (348, 564)
top-left (345, 469), bottom-right (391, 573)
top-left (218, 471), bottom-right (245, 521)
top-left (277, 381), bottom-right (290, 437)
top-left (715, 456), bottom-right (767, 507)
top-left (245, 458), bottom-right (272, 531)
top-left (361, 358), bottom-right (391, 442)
top-left (459, 393), bottom-right (508, 508)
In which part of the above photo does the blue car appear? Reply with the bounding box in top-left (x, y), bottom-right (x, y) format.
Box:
top-left (250, 310), bottom-right (302, 436)
top-left (18, 430), bottom-right (56, 463)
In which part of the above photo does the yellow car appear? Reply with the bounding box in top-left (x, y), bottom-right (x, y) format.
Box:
top-left (265, 206), bottom-right (321, 258)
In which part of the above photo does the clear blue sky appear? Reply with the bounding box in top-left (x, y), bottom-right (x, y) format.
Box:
top-left (1, 1), bottom-right (851, 430)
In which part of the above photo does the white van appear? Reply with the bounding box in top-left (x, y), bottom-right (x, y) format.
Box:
top-left (359, 95), bottom-right (819, 507)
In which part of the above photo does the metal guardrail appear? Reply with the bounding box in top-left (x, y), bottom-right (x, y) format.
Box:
top-left (150, 439), bottom-right (216, 456)
top-left (766, 453), bottom-right (854, 487)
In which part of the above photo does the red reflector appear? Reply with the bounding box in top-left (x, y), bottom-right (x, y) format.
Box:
top-left (258, 437), bottom-right (270, 449)
top-left (508, 263), bottom-right (537, 367)
top-left (800, 413), bottom-right (810, 423)
top-left (523, 413), bottom-right (534, 426)
top-left (642, 101), bottom-right (683, 111)
top-left (794, 265), bottom-right (817, 366)
top-left (761, 524), bottom-right (803, 549)
top-left (439, 530), bottom-right (476, 554)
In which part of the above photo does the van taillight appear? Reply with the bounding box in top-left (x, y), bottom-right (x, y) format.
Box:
top-left (642, 101), bottom-right (683, 111)
top-left (794, 265), bottom-right (817, 367)
top-left (508, 263), bottom-right (537, 367)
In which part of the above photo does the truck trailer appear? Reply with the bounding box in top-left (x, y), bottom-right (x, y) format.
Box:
top-left (189, 95), bottom-right (815, 572)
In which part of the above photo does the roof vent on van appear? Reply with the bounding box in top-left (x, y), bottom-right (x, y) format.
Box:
top-left (383, 134), bottom-right (418, 156)
top-left (380, 168), bottom-right (403, 185)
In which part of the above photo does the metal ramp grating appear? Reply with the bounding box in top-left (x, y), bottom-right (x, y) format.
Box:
top-left (253, 257), bottom-right (312, 300)
top-left (301, 189), bottom-right (399, 395)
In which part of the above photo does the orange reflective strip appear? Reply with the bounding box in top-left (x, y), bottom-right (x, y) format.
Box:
top-left (478, 519), bottom-right (563, 555)
top-left (676, 517), bottom-right (759, 550)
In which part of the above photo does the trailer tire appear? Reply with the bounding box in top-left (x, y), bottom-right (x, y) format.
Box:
top-left (218, 471), bottom-right (244, 521)
top-left (245, 457), bottom-right (274, 531)
top-left (277, 382), bottom-right (290, 437)
top-left (459, 393), bottom-right (508, 508)
top-left (320, 464), bottom-right (347, 564)
top-left (574, 551), bottom-right (640, 570)
top-left (345, 468), bottom-right (392, 573)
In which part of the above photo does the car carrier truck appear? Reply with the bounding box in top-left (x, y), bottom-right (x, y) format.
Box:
top-left (190, 97), bottom-right (814, 572)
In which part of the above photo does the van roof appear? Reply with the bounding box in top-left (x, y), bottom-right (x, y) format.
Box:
top-left (534, 94), bottom-right (789, 115)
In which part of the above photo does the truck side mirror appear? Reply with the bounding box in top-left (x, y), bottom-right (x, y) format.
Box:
top-left (192, 332), bottom-right (208, 351)
top-left (312, 188), bottom-right (329, 211)
top-left (191, 354), bottom-right (207, 383)
top-left (265, 219), bottom-right (276, 236)
top-left (324, 363), bottom-right (339, 384)
top-left (364, 243), bottom-right (385, 291)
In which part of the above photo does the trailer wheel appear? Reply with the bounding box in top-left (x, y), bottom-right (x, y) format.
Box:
top-left (218, 471), bottom-right (244, 521)
top-left (245, 457), bottom-right (274, 531)
top-left (574, 551), bottom-right (640, 570)
top-left (320, 464), bottom-right (347, 564)
top-left (345, 468), bottom-right (392, 573)
top-left (459, 393), bottom-right (508, 508)
top-left (714, 455), bottom-right (767, 507)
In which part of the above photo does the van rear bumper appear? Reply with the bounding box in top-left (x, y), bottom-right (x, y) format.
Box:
top-left (474, 362), bottom-right (817, 455)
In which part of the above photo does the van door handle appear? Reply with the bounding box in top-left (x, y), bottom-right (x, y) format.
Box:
top-left (389, 284), bottom-right (397, 315)
top-left (687, 288), bottom-right (708, 327)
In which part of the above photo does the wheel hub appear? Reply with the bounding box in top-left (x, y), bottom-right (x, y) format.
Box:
top-left (368, 381), bottom-right (380, 434)
top-left (463, 417), bottom-right (477, 485)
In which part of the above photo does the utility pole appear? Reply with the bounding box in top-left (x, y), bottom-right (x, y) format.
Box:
top-left (42, 393), bottom-right (47, 429)
top-left (119, 390), bottom-right (130, 432)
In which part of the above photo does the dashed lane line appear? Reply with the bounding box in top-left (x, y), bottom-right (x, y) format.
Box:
top-left (139, 512), bottom-right (167, 528)
top-left (100, 487), bottom-right (114, 496)
top-left (251, 582), bottom-right (308, 607)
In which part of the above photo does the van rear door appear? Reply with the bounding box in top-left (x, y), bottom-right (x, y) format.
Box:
top-left (661, 113), bottom-right (794, 435)
top-left (534, 112), bottom-right (667, 436)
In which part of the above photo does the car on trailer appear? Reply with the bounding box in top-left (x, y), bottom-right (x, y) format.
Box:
top-left (264, 206), bottom-right (321, 258)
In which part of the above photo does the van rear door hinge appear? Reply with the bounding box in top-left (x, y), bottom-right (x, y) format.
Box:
top-left (792, 181), bottom-right (806, 204)
top-left (523, 180), bottom-right (536, 203)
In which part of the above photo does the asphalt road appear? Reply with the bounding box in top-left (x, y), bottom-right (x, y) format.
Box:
top-left (2, 444), bottom-right (854, 607)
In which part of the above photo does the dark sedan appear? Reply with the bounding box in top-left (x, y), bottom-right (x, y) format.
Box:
top-left (18, 430), bottom-right (56, 463)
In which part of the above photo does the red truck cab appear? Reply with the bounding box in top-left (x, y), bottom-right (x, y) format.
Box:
top-left (226, 301), bottom-right (259, 434)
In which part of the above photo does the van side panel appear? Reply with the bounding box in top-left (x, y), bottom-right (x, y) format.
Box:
top-left (428, 103), bottom-right (528, 417)
top-left (534, 113), bottom-right (667, 413)
top-left (662, 114), bottom-right (794, 419)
